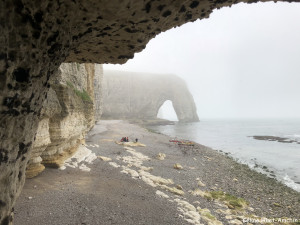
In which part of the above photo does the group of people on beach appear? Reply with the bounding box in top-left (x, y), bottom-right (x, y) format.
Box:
top-left (120, 137), bottom-right (129, 142)
top-left (120, 137), bottom-right (139, 143)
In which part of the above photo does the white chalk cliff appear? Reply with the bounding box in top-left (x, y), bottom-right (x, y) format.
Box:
top-left (102, 71), bottom-right (199, 122)
top-left (26, 63), bottom-right (103, 178)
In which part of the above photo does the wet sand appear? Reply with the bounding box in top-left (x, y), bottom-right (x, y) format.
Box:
top-left (15, 120), bottom-right (300, 225)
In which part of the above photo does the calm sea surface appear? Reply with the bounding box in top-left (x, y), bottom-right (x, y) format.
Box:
top-left (149, 119), bottom-right (300, 192)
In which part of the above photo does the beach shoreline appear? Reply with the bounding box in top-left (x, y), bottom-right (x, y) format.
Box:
top-left (15, 120), bottom-right (300, 225)
top-left (141, 119), bottom-right (300, 193)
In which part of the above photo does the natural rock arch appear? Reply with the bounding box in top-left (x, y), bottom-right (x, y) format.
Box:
top-left (102, 71), bottom-right (199, 122)
top-left (0, 0), bottom-right (298, 223)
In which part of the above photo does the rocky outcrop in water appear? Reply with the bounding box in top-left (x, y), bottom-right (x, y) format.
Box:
top-left (251, 135), bottom-right (300, 144)
top-left (0, 0), bottom-right (292, 223)
top-left (102, 71), bottom-right (199, 122)
top-left (26, 63), bottom-right (103, 178)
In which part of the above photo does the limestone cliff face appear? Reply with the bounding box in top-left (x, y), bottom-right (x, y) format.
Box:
top-left (0, 0), bottom-right (289, 223)
top-left (25, 88), bottom-right (61, 178)
top-left (26, 63), bottom-right (103, 178)
top-left (94, 65), bottom-right (104, 121)
top-left (102, 71), bottom-right (199, 122)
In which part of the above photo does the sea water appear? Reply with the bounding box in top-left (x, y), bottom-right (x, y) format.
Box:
top-left (149, 118), bottom-right (300, 192)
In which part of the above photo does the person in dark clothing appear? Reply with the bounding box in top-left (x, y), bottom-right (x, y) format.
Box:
top-left (135, 138), bottom-right (138, 143)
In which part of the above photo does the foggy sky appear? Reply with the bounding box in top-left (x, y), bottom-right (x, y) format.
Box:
top-left (104, 2), bottom-right (300, 119)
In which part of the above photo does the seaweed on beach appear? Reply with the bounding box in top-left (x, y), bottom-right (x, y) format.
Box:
top-left (206, 191), bottom-right (249, 210)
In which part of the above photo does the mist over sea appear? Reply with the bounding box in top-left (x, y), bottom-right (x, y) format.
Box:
top-left (149, 118), bottom-right (300, 192)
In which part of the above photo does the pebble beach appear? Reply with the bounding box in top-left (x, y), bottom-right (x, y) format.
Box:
top-left (15, 120), bottom-right (300, 225)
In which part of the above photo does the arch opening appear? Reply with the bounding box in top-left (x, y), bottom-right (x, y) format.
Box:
top-left (157, 100), bottom-right (179, 121)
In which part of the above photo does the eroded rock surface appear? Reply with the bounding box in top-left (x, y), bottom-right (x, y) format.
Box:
top-left (25, 88), bottom-right (60, 178)
top-left (102, 71), bottom-right (199, 122)
top-left (26, 63), bottom-right (103, 178)
top-left (0, 0), bottom-right (294, 223)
